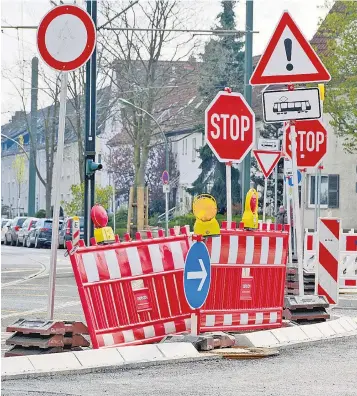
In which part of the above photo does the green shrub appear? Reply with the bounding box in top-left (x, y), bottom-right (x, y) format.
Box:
top-left (35, 209), bottom-right (46, 218)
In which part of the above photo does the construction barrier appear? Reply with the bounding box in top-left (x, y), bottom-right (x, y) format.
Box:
top-left (67, 228), bottom-right (192, 349)
top-left (316, 218), bottom-right (340, 305)
top-left (303, 227), bottom-right (357, 290)
top-left (339, 232), bottom-right (357, 288)
top-left (198, 221), bottom-right (289, 332)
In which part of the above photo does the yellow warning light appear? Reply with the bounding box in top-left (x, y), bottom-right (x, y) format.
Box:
top-left (94, 226), bottom-right (115, 245)
top-left (242, 188), bottom-right (259, 229)
top-left (192, 194), bottom-right (220, 236)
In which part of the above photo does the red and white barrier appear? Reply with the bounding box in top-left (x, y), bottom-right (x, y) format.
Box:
top-left (67, 228), bottom-right (192, 349)
top-left (201, 222), bottom-right (289, 332)
top-left (303, 227), bottom-right (357, 291)
top-left (316, 218), bottom-right (340, 305)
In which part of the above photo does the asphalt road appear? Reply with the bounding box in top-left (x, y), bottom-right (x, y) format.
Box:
top-left (2, 336), bottom-right (357, 396)
top-left (1, 245), bottom-right (84, 355)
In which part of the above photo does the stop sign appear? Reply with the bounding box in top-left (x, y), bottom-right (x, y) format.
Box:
top-left (284, 120), bottom-right (327, 168)
top-left (205, 91), bottom-right (255, 162)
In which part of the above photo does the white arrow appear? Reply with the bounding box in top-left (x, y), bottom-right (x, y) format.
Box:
top-left (187, 259), bottom-right (207, 292)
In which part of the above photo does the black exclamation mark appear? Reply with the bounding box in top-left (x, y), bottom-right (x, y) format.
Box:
top-left (284, 38), bottom-right (293, 71)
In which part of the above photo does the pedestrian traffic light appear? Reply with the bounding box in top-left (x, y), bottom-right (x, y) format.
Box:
top-left (86, 159), bottom-right (103, 176)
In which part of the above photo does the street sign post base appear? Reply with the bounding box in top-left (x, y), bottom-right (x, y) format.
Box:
top-left (283, 295), bottom-right (330, 324)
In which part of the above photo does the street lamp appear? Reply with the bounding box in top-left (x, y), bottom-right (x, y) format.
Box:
top-left (117, 97), bottom-right (169, 236)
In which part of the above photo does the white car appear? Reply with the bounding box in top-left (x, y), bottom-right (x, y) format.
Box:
top-left (1, 219), bottom-right (11, 243)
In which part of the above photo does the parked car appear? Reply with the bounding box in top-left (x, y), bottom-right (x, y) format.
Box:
top-left (1, 219), bottom-right (11, 244)
top-left (26, 218), bottom-right (63, 248)
top-left (18, 217), bottom-right (38, 247)
top-left (4, 217), bottom-right (28, 246)
top-left (58, 216), bottom-right (84, 249)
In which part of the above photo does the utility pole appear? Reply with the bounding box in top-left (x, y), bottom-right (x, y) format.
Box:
top-left (28, 57), bottom-right (38, 216)
top-left (84, 0), bottom-right (98, 244)
top-left (242, 0), bottom-right (254, 208)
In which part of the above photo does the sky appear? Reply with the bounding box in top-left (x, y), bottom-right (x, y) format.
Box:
top-left (0, 0), bottom-right (331, 125)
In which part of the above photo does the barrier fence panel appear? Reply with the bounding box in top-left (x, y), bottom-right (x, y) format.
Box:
top-left (316, 218), bottom-right (340, 305)
top-left (339, 233), bottom-right (357, 289)
top-left (199, 222), bottom-right (289, 332)
top-left (67, 230), bottom-right (192, 349)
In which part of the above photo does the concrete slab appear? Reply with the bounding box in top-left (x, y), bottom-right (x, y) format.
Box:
top-left (28, 352), bottom-right (82, 371)
top-left (1, 356), bottom-right (35, 375)
top-left (339, 317), bottom-right (357, 332)
top-left (328, 319), bottom-right (348, 335)
top-left (270, 328), bottom-right (291, 344)
top-left (117, 344), bottom-right (164, 363)
top-left (283, 326), bottom-right (309, 342)
top-left (343, 316), bottom-right (357, 330)
top-left (300, 324), bottom-right (324, 340)
top-left (157, 342), bottom-right (200, 359)
top-left (235, 330), bottom-right (280, 348)
top-left (315, 322), bottom-right (336, 337)
top-left (74, 348), bottom-right (125, 368)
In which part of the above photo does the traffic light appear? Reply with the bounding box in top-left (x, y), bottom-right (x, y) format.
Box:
top-left (86, 159), bottom-right (103, 176)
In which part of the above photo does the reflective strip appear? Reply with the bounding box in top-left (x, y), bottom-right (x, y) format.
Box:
top-left (170, 241), bottom-right (185, 269)
top-left (223, 314), bottom-right (233, 325)
top-left (274, 237), bottom-right (283, 264)
top-left (122, 330), bottom-right (135, 343)
top-left (228, 235), bottom-right (238, 264)
top-left (104, 250), bottom-right (121, 279)
top-left (260, 237), bottom-right (269, 264)
top-left (255, 312), bottom-right (264, 324)
top-left (82, 253), bottom-right (99, 282)
top-left (143, 325), bottom-right (156, 339)
top-left (240, 313), bottom-right (248, 325)
top-left (242, 268), bottom-right (250, 277)
top-left (210, 237), bottom-right (221, 263)
top-left (148, 243), bottom-right (164, 272)
top-left (205, 315), bottom-right (215, 327)
top-left (184, 318), bottom-right (191, 330)
top-left (126, 247), bottom-right (142, 276)
top-left (269, 312), bottom-right (278, 323)
top-left (103, 333), bottom-right (114, 346)
top-left (164, 321), bottom-right (176, 334)
top-left (318, 263), bottom-right (338, 304)
top-left (245, 236), bottom-right (254, 264)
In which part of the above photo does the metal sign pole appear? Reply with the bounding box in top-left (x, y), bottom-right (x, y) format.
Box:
top-left (165, 190), bottom-right (169, 236)
top-left (274, 165), bottom-right (278, 222)
top-left (286, 182), bottom-right (293, 266)
top-left (290, 121), bottom-right (304, 296)
top-left (301, 170), bottom-right (306, 253)
top-left (48, 71), bottom-right (68, 319)
top-left (226, 163), bottom-right (232, 223)
top-left (263, 177), bottom-right (268, 222)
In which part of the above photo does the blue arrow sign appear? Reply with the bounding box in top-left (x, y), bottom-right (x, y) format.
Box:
top-left (184, 241), bottom-right (211, 309)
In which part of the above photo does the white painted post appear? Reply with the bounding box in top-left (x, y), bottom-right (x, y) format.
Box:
top-left (286, 183), bottom-right (293, 267)
top-left (263, 177), bottom-right (267, 222)
top-left (226, 163), bottom-right (232, 224)
top-left (290, 122), bottom-right (304, 297)
top-left (48, 72), bottom-right (68, 319)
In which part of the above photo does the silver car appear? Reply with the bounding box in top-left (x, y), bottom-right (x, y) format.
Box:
top-left (18, 217), bottom-right (38, 247)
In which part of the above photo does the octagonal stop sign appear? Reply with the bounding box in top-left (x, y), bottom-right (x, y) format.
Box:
top-left (205, 91), bottom-right (255, 162)
top-left (284, 120), bottom-right (327, 168)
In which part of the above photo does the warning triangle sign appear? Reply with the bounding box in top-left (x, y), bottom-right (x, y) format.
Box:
top-left (253, 150), bottom-right (281, 178)
top-left (250, 12), bottom-right (331, 85)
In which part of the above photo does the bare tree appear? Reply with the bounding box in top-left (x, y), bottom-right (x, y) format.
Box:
top-left (99, 0), bottom-right (198, 189)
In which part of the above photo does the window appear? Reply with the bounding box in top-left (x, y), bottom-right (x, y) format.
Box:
top-left (182, 140), bottom-right (185, 155)
top-left (185, 139), bottom-right (188, 155)
top-left (308, 174), bottom-right (339, 208)
top-left (98, 154), bottom-right (102, 164)
top-left (192, 138), bottom-right (196, 161)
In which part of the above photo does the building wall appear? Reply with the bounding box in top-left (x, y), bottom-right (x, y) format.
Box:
top-left (1, 137), bottom-right (108, 215)
top-left (173, 132), bottom-right (204, 214)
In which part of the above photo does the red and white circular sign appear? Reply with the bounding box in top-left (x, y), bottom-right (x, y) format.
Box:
top-left (37, 5), bottom-right (96, 71)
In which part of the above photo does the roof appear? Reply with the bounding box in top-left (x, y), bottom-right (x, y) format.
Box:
top-left (1, 85), bottom-right (113, 157)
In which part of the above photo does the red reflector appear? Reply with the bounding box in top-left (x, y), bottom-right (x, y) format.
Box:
top-left (66, 228), bottom-right (71, 235)
top-left (14, 226), bottom-right (20, 231)
top-left (40, 228), bottom-right (49, 232)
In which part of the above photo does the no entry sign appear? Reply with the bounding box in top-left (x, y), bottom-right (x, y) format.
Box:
top-left (37, 5), bottom-right (96, 71)
top-left (205, 91), bottom-right (255, 162)
top-left (283, 120), bottom-right (327, 168)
